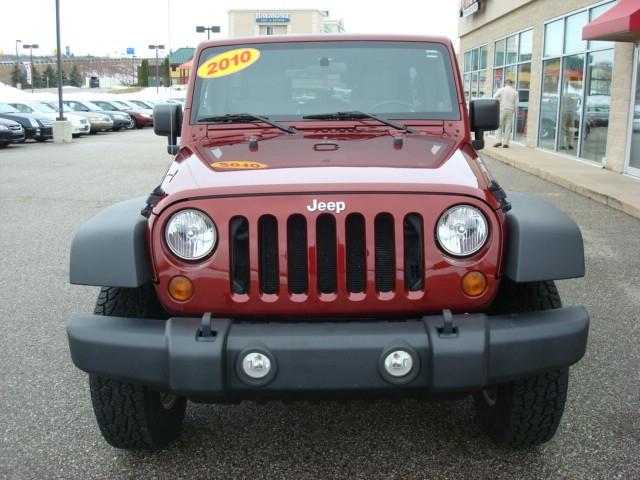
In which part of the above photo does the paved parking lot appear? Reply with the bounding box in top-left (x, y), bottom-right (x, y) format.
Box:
top-left (0, 131), bottom-right (639, 479)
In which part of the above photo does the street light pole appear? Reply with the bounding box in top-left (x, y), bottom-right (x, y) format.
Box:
top-left (196, 26), bottom-right (221, 40)
top-left (148, 44), bottom-right (165, 94)
top-left (55, 0), bottom-right (64, 121)
top-left (15, 40), bottom-right (21, 88)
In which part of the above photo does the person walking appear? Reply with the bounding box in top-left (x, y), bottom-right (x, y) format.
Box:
top-left (493, 79), bottom-right (518, 148)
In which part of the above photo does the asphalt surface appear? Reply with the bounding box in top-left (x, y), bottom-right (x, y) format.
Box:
top-left (0, 131), bottom-right (639, 479)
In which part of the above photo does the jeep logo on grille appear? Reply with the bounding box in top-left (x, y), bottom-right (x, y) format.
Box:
top-left (306, 199), bottom-right (346, 213)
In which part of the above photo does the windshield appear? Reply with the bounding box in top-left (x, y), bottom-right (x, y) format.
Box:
top-left (192, 41), bottom-right (459, 123)
top-left (131, 100), bottom-right (150, 109)
top-left (0, 103), bottom-right (20, 113)
top-left (92, 101), bottom-right (117, 111)
top-left (33, 103), bottom-right (57, 113)
top-left (112, 101), bottom-right (132, 109)
top-left (44, 102), bottom-right (60, 112)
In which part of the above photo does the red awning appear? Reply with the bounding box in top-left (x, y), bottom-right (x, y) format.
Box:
top-left (582, 0), bottom-right (640, 42)
top-left (178, 59), bottom-right (193, 69)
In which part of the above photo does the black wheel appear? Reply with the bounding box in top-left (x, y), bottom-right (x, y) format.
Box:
top-left (89, 286), bottom-right (185, 450)
top-left (0, 143), bottom-right (8, 148)
top-left (474, 279), bottom-right (569, 448)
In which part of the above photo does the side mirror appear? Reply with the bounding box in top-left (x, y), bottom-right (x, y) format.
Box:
top-left (469, 99), bottom-right (500, 150)
top-left (153, 103), bottom-right (183, 155)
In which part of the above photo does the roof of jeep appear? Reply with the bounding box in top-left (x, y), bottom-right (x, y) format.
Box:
top-left (196, 34), bottom-right (454, 50)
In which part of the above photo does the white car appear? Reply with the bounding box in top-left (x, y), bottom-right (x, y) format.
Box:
top-left (9, 101), bottom-right (91, 136)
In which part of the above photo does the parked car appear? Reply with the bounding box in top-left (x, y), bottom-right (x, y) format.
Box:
top-left (68, 35), bottom-right (588, 451)
top-left (128, 99), bottom-right (155, 110)
top-left (0, 102), bottom-right (52, 142)
top-left (42, 102), bottom-right (113, 134)
top-left (63, 100), bottom-right (129, 131)
top-left (113, 99), bottom-right (154, 118)
top-left (91, 100), bottom-right (153, 129)
top-left (0, 118), bottom-right (25, 147)
top-left (9, 101), bottom-right (90, 137)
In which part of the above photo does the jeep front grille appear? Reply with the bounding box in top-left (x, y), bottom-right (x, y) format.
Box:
top-left (228, 212), bottom-right (424, 297)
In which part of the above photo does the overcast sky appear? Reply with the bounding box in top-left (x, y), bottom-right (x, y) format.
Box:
top-left (1, 0), bottom-right (460, 58)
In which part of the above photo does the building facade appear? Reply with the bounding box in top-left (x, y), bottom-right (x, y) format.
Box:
top-left (228, 9), bottom-right (344, 37)
top-left (459, 0), bottom-right (640, 178)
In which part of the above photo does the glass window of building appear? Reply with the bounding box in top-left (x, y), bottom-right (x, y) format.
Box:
top-left (538, 1), bottom-right (615, 164)
top-left (626, 47), bottom-right (640, 176)
top-left (462, 44), bottom-right (488, 102)
top-left (493, 29), bottom-right (532, 143)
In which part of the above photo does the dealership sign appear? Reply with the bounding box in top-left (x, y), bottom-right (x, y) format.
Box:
top-left (255, 12), bottom-right (290, 23)
top-left (460, 0), bottom-right (481, 17)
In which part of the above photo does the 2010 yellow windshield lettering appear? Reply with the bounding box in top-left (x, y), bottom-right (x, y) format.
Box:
top-left (211, 161), bottom-right (268, 169)
top-left (198, 48), bottom-right (261, 79)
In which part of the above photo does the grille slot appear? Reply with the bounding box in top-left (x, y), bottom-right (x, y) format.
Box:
top-left (374, 213), bottom-right (395, 292)
top-left (316, 214), bottom-right (337, 294)
top-left (229, 216), bottom-right (250, 294)
top-left (403, 213), bottom-right (424, 291)
top-left (287, 215), bottom-right (308, 294)
top-left (345, 213), bottom-right (366, 293)
top-left (258, 215), bottom-right (279, 294)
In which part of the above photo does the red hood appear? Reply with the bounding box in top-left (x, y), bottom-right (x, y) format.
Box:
top-left (155, 132), bottom-right (497, 212)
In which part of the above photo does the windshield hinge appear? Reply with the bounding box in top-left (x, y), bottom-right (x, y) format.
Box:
top-left (141, 185), bottom-right (165, 217)
top-left (488, 180), bottom-right (511, 213)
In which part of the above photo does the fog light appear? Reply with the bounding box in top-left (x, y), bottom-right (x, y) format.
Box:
top-left (168, 275), bottom-right (193, 301)
top-left (242, 352), bottom-right (272, 379)
top-left (383, 350), bottom-right (413, 378)
top-left (461, 271), bottom-right (487, 297)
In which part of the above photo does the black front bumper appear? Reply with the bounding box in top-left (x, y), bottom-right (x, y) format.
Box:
top-left (67, 307), bottom-right (588, 400)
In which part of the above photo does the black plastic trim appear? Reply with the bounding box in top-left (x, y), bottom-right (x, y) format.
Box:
top-left (69, 197), bottom-right (151, 288)
top-left (504, 192), bottom-right (585, 282)
top-left (68, 306), bottom-right (588, 398)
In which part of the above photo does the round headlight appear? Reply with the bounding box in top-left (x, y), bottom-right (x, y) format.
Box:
top-left (165, 209), bottom-right (217, 260)
top-left (436, 205), bottom-right (488, 257)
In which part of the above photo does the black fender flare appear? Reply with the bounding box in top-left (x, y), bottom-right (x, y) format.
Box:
top-left (503, 192), bottom-right (585, 282)
top-left (69, 197), bottom-right (152, 287)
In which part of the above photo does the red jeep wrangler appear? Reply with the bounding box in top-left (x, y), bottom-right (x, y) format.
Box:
top-left (67, 35), bottom-right (588, 450)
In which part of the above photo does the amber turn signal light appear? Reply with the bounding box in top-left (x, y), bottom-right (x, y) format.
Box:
top-left (169, 276), bottom-right (193, 301)
top-left (461, 271), bottom-right (487, 297)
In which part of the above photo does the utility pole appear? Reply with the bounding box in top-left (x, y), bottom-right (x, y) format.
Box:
top-left (23, 44), bottom-right (39, 92)
top-left (196, 25), bottom-right (221, 40)
top-left (148, 44), bottom-right (165, 94)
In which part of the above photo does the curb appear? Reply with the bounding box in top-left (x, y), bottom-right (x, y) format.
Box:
top-left (481, 148), bottom-right (640, 220)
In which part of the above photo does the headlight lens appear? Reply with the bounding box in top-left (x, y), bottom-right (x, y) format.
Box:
top-left (0, 125), bottom-right (8, 131)
top-left (29, 118), bottom-right (39, 127)
top-left (436, 205), bottom-right (488, 256)
top-left (165, 209), bottom-right (217, 260)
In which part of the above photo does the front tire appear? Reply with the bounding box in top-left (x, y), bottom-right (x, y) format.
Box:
top-left (474, 279), bottom-right (569, 448)
top-left (89, 286), bottom-right (185, 450)
top-left (90, 374), bottom-right (186, 450)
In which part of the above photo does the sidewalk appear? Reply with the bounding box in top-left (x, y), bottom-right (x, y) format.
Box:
top-left (481, 136), bottom-right (640, 220)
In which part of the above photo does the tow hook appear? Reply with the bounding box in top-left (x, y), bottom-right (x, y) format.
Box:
top-left (197, 312), bottom-right (217, 341)
top-left (438, 309), bottom-right (458, 338)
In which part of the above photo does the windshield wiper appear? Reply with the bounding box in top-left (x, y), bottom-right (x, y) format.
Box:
top-left (196, 113), bottom-right (297, 134)
top-left (302, 111), bottom-right (417, 133)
